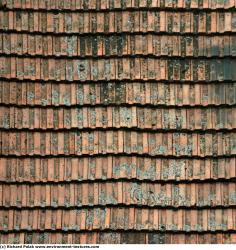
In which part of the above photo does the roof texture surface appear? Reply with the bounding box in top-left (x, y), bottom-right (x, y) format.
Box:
top-left (0, 0), bottom-right (236, 244)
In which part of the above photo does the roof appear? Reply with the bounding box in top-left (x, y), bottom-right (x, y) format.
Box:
top-left (0, 0), bottom-right (236, 244)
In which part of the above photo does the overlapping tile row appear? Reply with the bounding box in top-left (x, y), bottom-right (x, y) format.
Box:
top-left (0, 157), bottom-right (235, 182)
top-left (1, 11), bottom-right (236, 34)
top-left (1, 131), bottom-right (236, 156)
top-left (1, 0), bottom-right (236, 10)
top-left (1, 82), bottom-right (235, 107)
top-left (1, 232), bottom-right (236, 244)
top-left (1, 57), bottom-right (236, 81)
top-left (0, 106), bottom-right (235, 130)
top-left (1, 182), bottom-right (236, 208)
top-left (1, 33), bottom-right (236, 58)
top-left (0, 208), bottom-right (235, 232)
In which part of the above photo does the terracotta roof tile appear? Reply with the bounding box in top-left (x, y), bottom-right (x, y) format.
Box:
top-left (1, 130), bottom-right (236, 157)
top-left (0, 106), bottom-right (235, 130)
top-left (1, 57), bottom-right (236, 81)
top-left (1, 182), bottom-right (236, 208)
top-left (0, 0), bottom-right (235, 10)
top-left (0, 0), bottom-right (236, 244)
top-left (0, 156), bottom-right (235, 183)
top-left (1, 10), bottom-right (236, 34)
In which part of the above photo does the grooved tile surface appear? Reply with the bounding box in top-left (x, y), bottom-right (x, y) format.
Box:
top-left (0, 0), bottom-right (236, 244)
